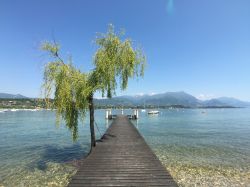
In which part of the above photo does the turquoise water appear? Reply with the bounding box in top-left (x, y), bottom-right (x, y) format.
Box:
top-left (0, 109), bottom-right (109, 187)
top-left (0, 108), bottom-right (250, 186)
top-left (137, 109), bottom-right (250, 186)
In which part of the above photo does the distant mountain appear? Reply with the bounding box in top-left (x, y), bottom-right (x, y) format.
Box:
top-left (95, 92), bottom-right (178, 107)
top-left (2, 92), bottom-right (249, 108)
top-left (202, 99), bottom-right (229, 107)
top-left (95, 92), bottom-right (250, 108)
top-left (0, 93), bottom-right (28, 99)
top-left (96, 92), bottom-right (201, 107)
top-left (215, 97), bottom-right (250, 107)
top-left (136, 92), bottom-right (200, 106)
top-left (202, 97), bottom-right (250, 107)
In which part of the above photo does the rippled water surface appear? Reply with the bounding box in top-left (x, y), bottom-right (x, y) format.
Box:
top-left (0, 108), bottom-right (250, 186)
top-left (0, 110), bottom-right (108, 187)
top-left (137, 109), bottom-right (250, 187)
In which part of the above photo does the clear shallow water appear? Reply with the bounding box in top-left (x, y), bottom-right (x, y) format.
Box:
top-left (0, 109), bottom-right (109, 187)
top-left (0, 108), bottom-right (250, 186)
top-left (137, 108), bottom-right (250, 186)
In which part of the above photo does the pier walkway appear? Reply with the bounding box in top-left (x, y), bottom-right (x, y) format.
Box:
top-left (68, 115), bottom-right (178, 187)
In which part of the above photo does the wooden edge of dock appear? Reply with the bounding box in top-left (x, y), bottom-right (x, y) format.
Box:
top-left (68, 115), bottom-right (178, 187)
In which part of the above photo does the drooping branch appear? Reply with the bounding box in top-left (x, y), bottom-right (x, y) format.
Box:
top-left (42, 42), bottom-right (90, 141)
top-left (94, 24), bottom-right (146, 98)
top-left (41, 24), bottom-right (146, 143)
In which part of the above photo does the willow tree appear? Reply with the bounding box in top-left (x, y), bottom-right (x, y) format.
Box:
top-left (42, 24), bottom-right (146, 148)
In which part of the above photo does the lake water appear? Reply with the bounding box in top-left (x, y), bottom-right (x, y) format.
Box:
top-left (0, 108), bottom-right (250, 186)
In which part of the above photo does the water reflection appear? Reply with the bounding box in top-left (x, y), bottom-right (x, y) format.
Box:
top-left (105, 119), bottom-right (109, 129)
top-left (28, 144), bottom-right (88, 171)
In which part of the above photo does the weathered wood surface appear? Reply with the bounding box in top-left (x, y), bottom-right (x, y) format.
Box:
top-left (68, 115), bottom-right (178, 187)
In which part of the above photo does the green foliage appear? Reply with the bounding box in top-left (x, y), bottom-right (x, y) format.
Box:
top-left (41, 42), bottom-right (61, 59)
top-left (43, 58), bottom-right (90, 141)
top-left (42, 24), bottom-right (146, 141)
top-left (94, 24), bottom-right (146, 98)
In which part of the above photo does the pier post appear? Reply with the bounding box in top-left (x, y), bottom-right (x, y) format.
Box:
top-left (133, 109), bottom-right (139, 119)
top-left (106, 109), bottom-right (112, 119)
top-left (105, 110), bottom-right (109, 119)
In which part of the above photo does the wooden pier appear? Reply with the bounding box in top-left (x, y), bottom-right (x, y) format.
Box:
top-left (68, 115), bottom-right (178, 187)
top-left (105, 109), bottom-right (139, 120)
top-left (107, 114), bottom-right (138, 120)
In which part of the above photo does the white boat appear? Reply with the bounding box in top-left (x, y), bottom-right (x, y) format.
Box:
top-left (30, 109), bottom-right (39, 111)
top-left (148, 110), bottom-right (160, 115)
top-left (141, 109), bottom-right (146, 112)
top-left (10, 109), bottom-right (19, 112)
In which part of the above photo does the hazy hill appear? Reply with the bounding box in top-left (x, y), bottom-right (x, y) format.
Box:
top-left (1, 92), bottom-right (249, 108)
top-left (95, 92), bottom-right (250, 108)
top-left (216, 97), bottom-right (250, 107)
top-left (137, 92), bottom-right (200, 107)
top-left (0, 93), bottom-right (27, 99)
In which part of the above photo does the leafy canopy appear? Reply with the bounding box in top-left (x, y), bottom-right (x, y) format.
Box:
top-left (94, 24), bottom-right (146, 98)
top-left (42, 24), bottom-right (146, 141)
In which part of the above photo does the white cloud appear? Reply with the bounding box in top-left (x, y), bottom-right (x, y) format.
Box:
top-left (149, 92), bottom-right (157, 96)
top-left (134, 92), bottom-right (158, 97)
top-left (136, 93), bottom-right (145, 96)
top-left (197, 94), bottom-right (216, 100)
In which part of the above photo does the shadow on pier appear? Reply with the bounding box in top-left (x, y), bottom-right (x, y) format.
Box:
top-left (68, 115), bottom-right (178, 186)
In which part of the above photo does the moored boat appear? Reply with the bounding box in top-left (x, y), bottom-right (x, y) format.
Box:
top-left (148, 110), bottom-right (159, 115)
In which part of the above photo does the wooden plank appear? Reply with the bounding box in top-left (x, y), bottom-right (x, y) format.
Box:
top-left (68, 115), bottom-right (178, 187)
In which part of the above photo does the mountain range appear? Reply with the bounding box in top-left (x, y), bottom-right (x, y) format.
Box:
top-left (0, 93), bottom-right (27, 99)
top-left (1, 92), bottom-right (249, 108)
top-left (95, 92), bottom-right (250, 108)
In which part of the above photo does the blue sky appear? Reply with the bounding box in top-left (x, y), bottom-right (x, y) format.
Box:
top-left (0, 0), bottom-right (250, 100)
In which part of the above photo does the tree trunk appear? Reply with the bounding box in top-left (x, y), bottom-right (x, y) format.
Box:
top-left (88, 93), bottom-right (96, 148)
